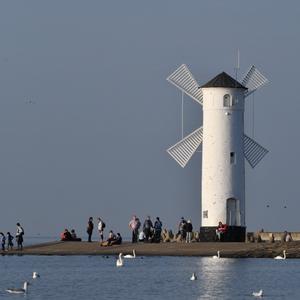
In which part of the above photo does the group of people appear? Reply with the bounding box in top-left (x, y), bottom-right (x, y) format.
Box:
top-left (178, 217), bottom-right (194, 243)
top-left (86, 217), bottom-right (107, 242)
top-left (129, 215), bottom-right (163, 243)
top-left (60, 229), bottom-right (81, 241)
top-left (0, 223), bottom-right (25, 251)
top-left (100, 231), bottom-right (122, 246)
top-left (84, 217), bottom-right (122, 246)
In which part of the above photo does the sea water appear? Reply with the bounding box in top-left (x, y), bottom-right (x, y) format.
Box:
top-left (0, 255), bottom-right (299, 299)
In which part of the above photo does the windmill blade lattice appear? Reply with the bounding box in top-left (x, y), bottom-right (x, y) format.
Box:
top-left (243, 134), bottom-right (269, 168)
top-left (241, 65), bottom-right (269, 97)
top-left (167, 64), bottom-right (203, 105)
top-left (167, 127), bottom-right (203, 168)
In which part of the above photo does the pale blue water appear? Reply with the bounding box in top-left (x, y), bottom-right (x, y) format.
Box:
top-left (0, 255), bottom-right (299, 299)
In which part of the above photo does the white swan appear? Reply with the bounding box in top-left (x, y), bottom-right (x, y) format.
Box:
top-left (116, 253), bottom-right (124, 267)
top-left (33, 271), bottom-right (40, 279)
top-left (6, 282), bottom-right (29, 294)
top-left (124, 249), bottom-right (136, 259)
top-left (190, 273), bottom-right (197, 281)
top-left (252, 289), bottom-right (263, 297)
top-left (274, 250), bottom-right (286, 260)
top-left (212, 251), bottom-right (220, 259)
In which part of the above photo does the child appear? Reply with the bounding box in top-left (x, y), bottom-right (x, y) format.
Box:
top-left (0, 232), bottom-right (6, 251)
top-left (7, 232), bottom-right (14, 250)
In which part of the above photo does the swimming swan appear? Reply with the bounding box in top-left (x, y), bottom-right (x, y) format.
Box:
top-left (6, 282), bottom-right (29, 294)
top-left (212, 251), bottom-right (220, 259)
top-left (190, 273), bottom-right (197, 281)
top-left (252, 289), bottom-right (263, 297)
top-left (116, 253), bottom-right (124, 267)
top-left (274, 250), bottom-right (286, 260)
top-left (33, 271), bottom-right (40, 279)
top-left (124, 249), bottom-right (136, 259)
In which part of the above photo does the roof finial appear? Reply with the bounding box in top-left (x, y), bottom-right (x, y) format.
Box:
top-left (234, 48), bottom-right (240, 82)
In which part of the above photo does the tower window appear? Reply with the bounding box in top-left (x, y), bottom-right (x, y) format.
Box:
top-left (230, 152), bottom-right (236, 164)
top-left (203, 210), bottom-right (208, 218)
top-left (223, 94), bottom-right (231, 107)
top-left (233, 97), bottom-right (239, 105)
top-left (224, 95), bottom-right (238, 107)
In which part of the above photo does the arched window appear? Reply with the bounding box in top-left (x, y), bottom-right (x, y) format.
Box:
top-left (223, 94), bottom-right (231, 107)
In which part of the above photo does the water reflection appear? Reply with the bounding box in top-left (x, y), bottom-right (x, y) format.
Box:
top-left (195, 257), bottom-right (237, 299)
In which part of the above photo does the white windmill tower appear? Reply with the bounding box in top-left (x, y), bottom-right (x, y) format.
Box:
top-left (166, 64), bottom-right (269, 241)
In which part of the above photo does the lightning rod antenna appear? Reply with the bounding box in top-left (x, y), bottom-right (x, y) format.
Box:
top-left (235, 48), bottom-right (240, 81)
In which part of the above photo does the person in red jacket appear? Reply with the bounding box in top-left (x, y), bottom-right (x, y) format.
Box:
top-left (216, 221), bottom-right (228, 241)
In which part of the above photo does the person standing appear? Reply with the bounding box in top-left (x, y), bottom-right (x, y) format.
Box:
top-left (16, 222), bottom-right (24, 250)
top-left (129, 215), bottom-right (139, 243)
top-left (178, 217), bottom-right (187, 241)
top-left (86, 217), bottom-right (94, 242)
top-left (153, 217), bottom-right (162, 243)
top-left (0, 232), bottom-right (5, 251)
top-left (7, 232), bottom-right (14, 250)
top-left (186, 220), bottom-right (193, 243)
top-left (97, 217), bottom-right (106, 242)
top-left (143, 216), bottom-right (153, 242)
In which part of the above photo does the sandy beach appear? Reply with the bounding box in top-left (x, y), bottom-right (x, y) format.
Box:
top-left (3, 241), bottom-right (300, 258)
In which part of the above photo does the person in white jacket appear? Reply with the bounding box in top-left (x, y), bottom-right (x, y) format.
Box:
top-left (97, 218), bottom-right (106, 242)
top-left (16, 223), bottom-right (24, 250)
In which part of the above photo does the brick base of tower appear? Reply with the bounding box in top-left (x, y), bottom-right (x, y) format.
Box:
top-left (200, 226), bottom-right (246, 242)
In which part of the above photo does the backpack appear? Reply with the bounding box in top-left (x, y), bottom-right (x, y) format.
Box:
top-left (102, 222), bottom-right (106, 229)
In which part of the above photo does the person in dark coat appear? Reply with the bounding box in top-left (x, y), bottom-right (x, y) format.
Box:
top-left (7, 232), bottom-right (14, 250)
top-left (153, 217), bottom-right (162, 243)
top-left (86, 217), bottom-right (94, 242)
top-left (178, 217), bottom-right (187, 241)
top-left (143, 216), bottom-right (153, 242)
top-left (186, 220), bottom-right (193, 243)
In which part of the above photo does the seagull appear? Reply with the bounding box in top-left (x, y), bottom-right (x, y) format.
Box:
top-left (116, 253), bottom-right (124, 267)
top-left (274, 250), bottom-right (286, 260)
top-left (33, 271), bottom-right (40, 279)
top-left (252, 289), bottom-right (263, 297)
top-left (124, 249), bottom-right (136, 259)
top-left (212, 250), bottom-right (220, 259)
top-left (190, 273), bottom-right (197, 281)
top-left (6, 282), bottom-right (29, 294)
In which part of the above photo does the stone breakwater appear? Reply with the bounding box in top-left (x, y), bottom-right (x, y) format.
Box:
top-left (2, 241), bottom-right (300, 258)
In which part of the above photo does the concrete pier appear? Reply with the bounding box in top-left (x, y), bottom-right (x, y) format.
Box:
top-left (2, 241), bottom-right (300, 258)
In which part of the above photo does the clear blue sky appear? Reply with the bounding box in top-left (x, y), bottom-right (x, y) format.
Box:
top-left (0, 1), bottom-right (299, 238)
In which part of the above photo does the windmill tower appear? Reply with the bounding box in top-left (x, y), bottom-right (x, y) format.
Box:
top-left (166, 64), bottom-right (269, 242)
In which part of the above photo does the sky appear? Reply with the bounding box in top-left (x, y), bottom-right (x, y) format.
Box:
top-left (0, 1), bottom-right (300, 238)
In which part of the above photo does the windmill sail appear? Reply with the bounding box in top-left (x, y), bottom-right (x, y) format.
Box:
top-left (243, 134), bottom-right (269, 168)
top-left (167, 64), bottom-right (203, 105)
top-left (241, 65), bottom-right (269, 97)
top-left (167, 127), bottom-right (203, 168)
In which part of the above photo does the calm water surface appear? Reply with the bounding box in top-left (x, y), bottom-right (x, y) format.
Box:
top-left (0, 255), bottom-right (299, 299)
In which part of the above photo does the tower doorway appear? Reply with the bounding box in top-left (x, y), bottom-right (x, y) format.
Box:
top-left (226, 198), bottom-right (240, 226)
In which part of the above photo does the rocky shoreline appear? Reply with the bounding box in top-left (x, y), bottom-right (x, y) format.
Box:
top-left (2, 241), bottom-right (300, 258)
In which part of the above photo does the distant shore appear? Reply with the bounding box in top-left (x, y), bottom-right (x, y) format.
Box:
top-left (2, 241), bottom-right (300, 258)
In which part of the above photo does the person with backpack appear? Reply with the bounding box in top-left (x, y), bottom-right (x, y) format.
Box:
top-left (143, 216), bottom-right (153, 242)
top-left (0, 232), bottom-right (6, 251)
top-left (7, 232), bottom-right (14, 250)
top-left (16, 222), bottom-right (24, 250)
top-left (86, 217), bottom-right (94, 242)
top-left (97, 217), bottom-right (106, 242)
top-left (153, 217), bottom-right (162, 243)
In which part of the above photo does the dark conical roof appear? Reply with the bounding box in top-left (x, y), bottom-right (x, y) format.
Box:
top-left (201, 72), bottom-right (247, 89)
